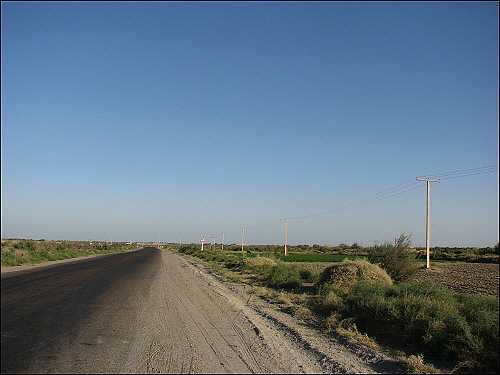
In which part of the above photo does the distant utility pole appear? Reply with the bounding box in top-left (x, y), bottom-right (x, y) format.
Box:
top-left (179, 237), bottom-right (182, 245)
top-left (416, 178), bottom-right (441, 269)
top-left (280, 219), bottom-right (291, 255)
top-left (222, 232), bottom-right (225, 251)
top-left (241, 227), bottom-right (246, 253)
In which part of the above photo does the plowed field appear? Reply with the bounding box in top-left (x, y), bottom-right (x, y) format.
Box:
top-left (413, 262), bottom-right (499, 297)
top-left (295, 262), bottom-right (499, 297)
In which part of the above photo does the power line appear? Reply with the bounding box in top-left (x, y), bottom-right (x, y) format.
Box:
top-left (290, 165), bottom-right (498, 222)
top-left (289, 180), bottom-right (422, 220)
top-left (215, 164), bottom-right (498, 244)
top-left (245, 221), bottom-right (282, 229)
top-left (417, 165), bottom-right (498, 180)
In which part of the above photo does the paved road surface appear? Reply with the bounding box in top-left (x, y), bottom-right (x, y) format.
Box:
top-left (1, 247), bottom-right (403, 374)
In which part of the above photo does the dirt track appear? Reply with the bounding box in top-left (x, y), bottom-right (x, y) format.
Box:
top-left (1, 248), bottom-right (405, 374)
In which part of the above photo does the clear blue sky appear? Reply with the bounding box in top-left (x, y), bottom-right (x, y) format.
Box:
top-left (1, 2), bottom-right (498, 247)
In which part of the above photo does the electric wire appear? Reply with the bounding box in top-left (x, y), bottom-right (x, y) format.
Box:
top-left (417, 165), bottom-right (498, 180)
top-left (219, 164), bottom-right (498, 241)
top-left (289, 180), bottom-right (421, 220)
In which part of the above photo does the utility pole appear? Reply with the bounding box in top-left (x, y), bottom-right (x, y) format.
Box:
top-left (280, 219), bottom-right (290, 255)
top-left (222, 232), bottom-right (225, 251)
top-left (241, 227), bottom-right (246, 253)
top-left (416, 178), bottom-right (441, 269)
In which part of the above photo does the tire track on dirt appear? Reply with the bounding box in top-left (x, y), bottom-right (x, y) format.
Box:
top-left (176, 250), bottom-right (406, 374)
top-left (162, 255), bottom-right (266, 373)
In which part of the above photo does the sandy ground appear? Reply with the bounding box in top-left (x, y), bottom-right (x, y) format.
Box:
top-left (174, 251), bottom-right (405, 374)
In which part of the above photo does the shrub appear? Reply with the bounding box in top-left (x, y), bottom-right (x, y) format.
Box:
top-left (368, 233), bottom-right (419, 283)
top-left (298, 268), bottom-right (312, 280)
top-left (268, 263), bottom-right (302, 289)
top-left (243, 256), bottom-right (278, 268)
top-left (223, 255), bottom-right (243, 269)
top-left (178, 245), bottom-right (199, 255)
top-left (342, 281), bottom-right (499, 373)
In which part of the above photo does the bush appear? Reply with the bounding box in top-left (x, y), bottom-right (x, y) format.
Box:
top-left (342, 281), bottom-right (499, 373)
top-left (299, 268), bottom-right (312, 280)
top-left (243, 256), bottom-right (278, 268)
top-left (223, 255), bottom-right (243, 269)
top-left (368, 233), bottom-right (419, 283)
top-left (178, 244), bottom-right (201, 255)
top-left (268, 263), bottom-right (302, 289)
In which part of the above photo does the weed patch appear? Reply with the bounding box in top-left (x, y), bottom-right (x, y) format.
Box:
top-left (1, 240), bottom-right (140, 266)
top-left (336, 281), bottom-right (499, 373)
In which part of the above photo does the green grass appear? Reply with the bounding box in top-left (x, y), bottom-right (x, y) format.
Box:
top-left (1, 239), bottom-right (141, 267)
top-left (225, 251), bottom-right (363, 263)
top-left (335, 281), bottom-right (499, 373)
top-left (276, 253), bottom-right (364, 262)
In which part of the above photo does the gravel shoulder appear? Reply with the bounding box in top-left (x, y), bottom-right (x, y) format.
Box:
top-left (178, 250), bottom-right (406, 374)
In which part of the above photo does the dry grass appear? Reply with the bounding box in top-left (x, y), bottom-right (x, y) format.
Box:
top-left (399, 354), bottom-right (443, 374)
top-left (334, 318), bottom-right (381, 351)
top-left (243, 256), bottom-right (278, 267)
top-left (317, 259), bottom-right (393, 291)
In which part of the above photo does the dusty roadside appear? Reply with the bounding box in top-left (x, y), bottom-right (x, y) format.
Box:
top-left (175, 249), bottom-right (407, 374)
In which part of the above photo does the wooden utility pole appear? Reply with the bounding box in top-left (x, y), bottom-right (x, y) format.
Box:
top-left (280, 219), bottom-right (290, 255)
top-left (416, 178), bottom-right (441, 269)
top-left (241, 227), bottom-right (246, 253)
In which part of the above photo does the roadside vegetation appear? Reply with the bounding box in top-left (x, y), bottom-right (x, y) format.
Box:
top-left (1, 239), bottom-right (140, 267)
top-left (173, 236), bottom-right (499, 374)
top-left (2, 236), bottom-right (498, 372)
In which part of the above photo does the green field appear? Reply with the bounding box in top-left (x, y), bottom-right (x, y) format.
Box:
top-left (276, 253), bottom-right (363, 262)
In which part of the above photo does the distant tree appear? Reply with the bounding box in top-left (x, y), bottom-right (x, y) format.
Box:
top-left (495, 243), bottom-right (499, 255)
top-left (351, 242), bottom-right (360, 249)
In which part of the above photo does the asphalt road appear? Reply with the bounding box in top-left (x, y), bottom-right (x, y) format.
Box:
top-left (1, 248), bottom-right (327, 374)
top-left (1, 247), bottom-right (165, 373)
top-left (1, 247), bottom-right (403, 374)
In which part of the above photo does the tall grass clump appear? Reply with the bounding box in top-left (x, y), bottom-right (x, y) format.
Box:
top-left (368, 233), bottom-right (419, 283)
top-left (267, 262), bottom-right (302, 289)
top-left (242, 256), bottom-right (277, 274)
